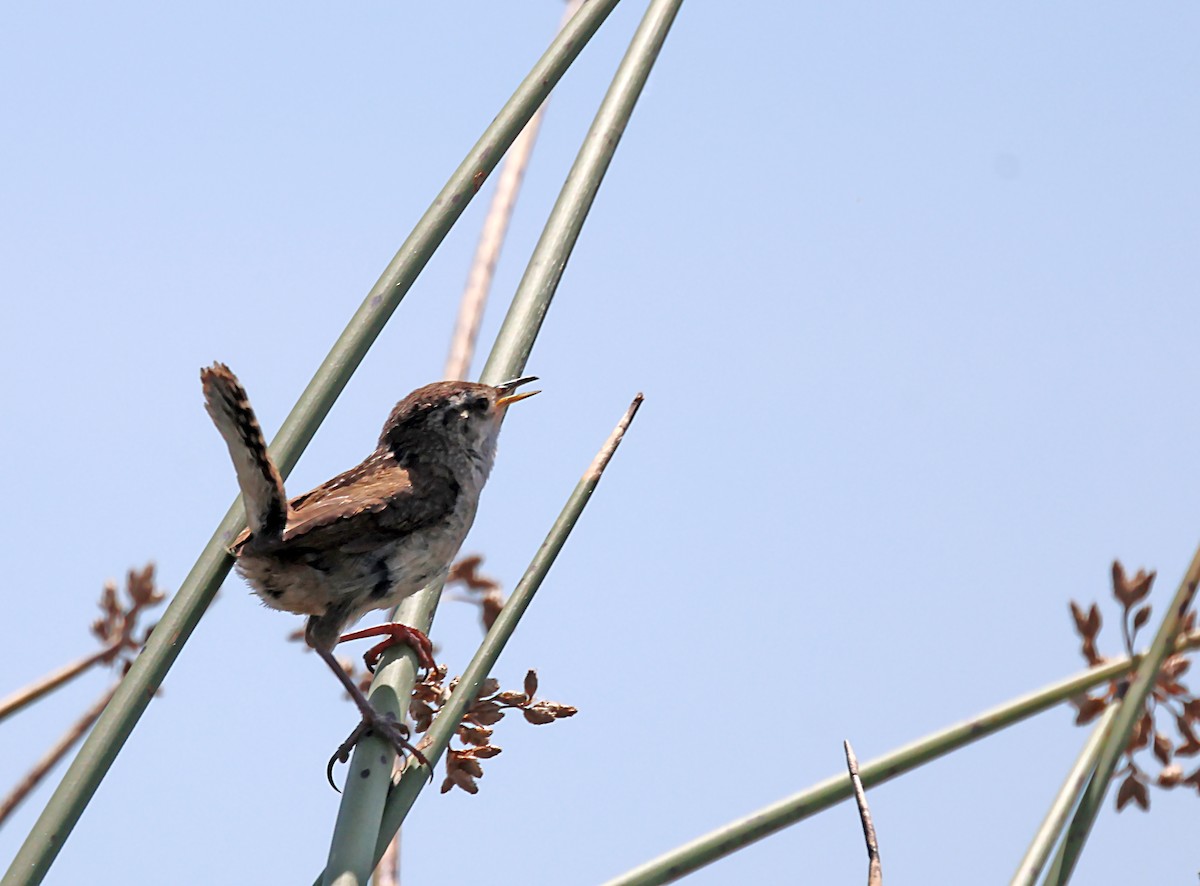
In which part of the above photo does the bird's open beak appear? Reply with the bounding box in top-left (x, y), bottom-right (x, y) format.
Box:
top-left (496, 376), bottom-right (540, 408)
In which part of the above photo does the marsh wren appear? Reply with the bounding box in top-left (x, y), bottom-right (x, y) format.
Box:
top-left (200, 362), bottom-right (538, 766)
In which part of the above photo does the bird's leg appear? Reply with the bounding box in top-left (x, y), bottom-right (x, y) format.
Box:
top-left (313, 644), bottom-right (428, 789)
top-left (338, 622), bottom-right (436, 673)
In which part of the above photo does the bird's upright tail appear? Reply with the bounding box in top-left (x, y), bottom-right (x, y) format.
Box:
top-left (200, 362), bottom-right (287, 539)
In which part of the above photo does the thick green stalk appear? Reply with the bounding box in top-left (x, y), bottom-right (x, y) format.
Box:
top-left (598, 631), bottom-right (1200, 886)
top-left (319, 0), bottom-right (684, 879)
top-left (322, 644), bottom-right (420, 886)
top-left (321, 585), bottom-right (443, 886)
top-left (1043, 547), bottom-right (1200, 885)
top-left (481, 0), bottom-right (687, 384)
top-left (0, 4), bottom-right (621, 883)
top-left (1010, 703), bottom-right (1120, 885)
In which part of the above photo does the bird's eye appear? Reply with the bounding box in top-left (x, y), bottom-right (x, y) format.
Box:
top-left (448, 396), bottom-right (488, 424)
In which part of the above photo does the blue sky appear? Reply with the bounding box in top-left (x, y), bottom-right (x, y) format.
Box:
top-left (3, 2), bottom-right (1199, 883)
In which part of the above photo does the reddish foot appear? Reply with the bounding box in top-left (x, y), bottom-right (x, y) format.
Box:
top-left (338, 623), bottom-right (435, 672)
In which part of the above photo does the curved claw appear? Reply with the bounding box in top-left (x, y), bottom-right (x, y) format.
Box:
top-left (326, 721), bottom-right (371, 791)
top-left (324, 714), bottom-right (433, 791)
top-left (326, 757), bottom-right (340, 793)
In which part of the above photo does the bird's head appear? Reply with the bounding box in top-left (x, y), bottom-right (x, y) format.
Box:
top-left (379, 376), bottom-right (539, 466)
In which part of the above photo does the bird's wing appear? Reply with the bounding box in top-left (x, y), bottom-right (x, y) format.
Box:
top-left (275, 456), bottom-right (458, 553)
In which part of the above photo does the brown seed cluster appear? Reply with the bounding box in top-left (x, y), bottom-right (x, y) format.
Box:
top-left (410, 667), bottom-right (577, 794)
top-left (1, 564), bottom-right (167, 828)
top-left (1068, 561), bottom-right (1200, 810)
top-left (447, 554), bottom-right (505, 631)
top-left (91, 563), bottom-right (165, 670)
top-left (321, 554), bottom-right (576, 792)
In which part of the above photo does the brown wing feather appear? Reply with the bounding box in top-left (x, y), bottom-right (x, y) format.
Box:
top-left (229, 451), bottom-right (458, 555)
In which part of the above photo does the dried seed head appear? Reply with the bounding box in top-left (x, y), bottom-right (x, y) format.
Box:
top-left (458, 725), bottom-right (493, 746)
top-left (1116, 772), bottom-right (1150, 811)
top-left (495, 691), bottom-right (529, 705)
top-left (1132, 605), bottom-right (1152, 632)
top-left (1111, 561), bottom-right (1155, 609)
top-left (1153, 733), bottom-right (1174, 766)
top-left (480, 593), bottom-right (504, 630)
top-left (522, 706), bottom-right (557, 725)
top-left (1158, 763), bottom-right (1184, 787)
top-left (410, 699), bottom-right (434, 734)
top-left (1176, 719), bottom-right (1200, 757)
top-left (1071, 694), bottom-right (1108, 725)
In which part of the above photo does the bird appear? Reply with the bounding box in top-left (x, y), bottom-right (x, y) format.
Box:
top-left (200, 362), bottom-right (538, 769)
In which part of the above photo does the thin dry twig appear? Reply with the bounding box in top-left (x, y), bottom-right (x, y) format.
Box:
top-left (0, 564), bottom-right (166, 827)
top-left (844, 740), bottom-right (882, 886)
top-left (371, 774), bottom-right (401, 886)
top-left (0, 682), bottom-right (119, 827)
top-left (443, 0), bottom-right (584, 382)
top-left (586, 394), bottom-right (643, 481)
top-left (1, 565), bottom-right (164, 723)
top-left (0, 648), bottom-right (116, 724)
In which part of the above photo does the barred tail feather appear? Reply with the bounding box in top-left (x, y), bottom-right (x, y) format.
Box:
top-left (200, 362), bottom-right (287, 539)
